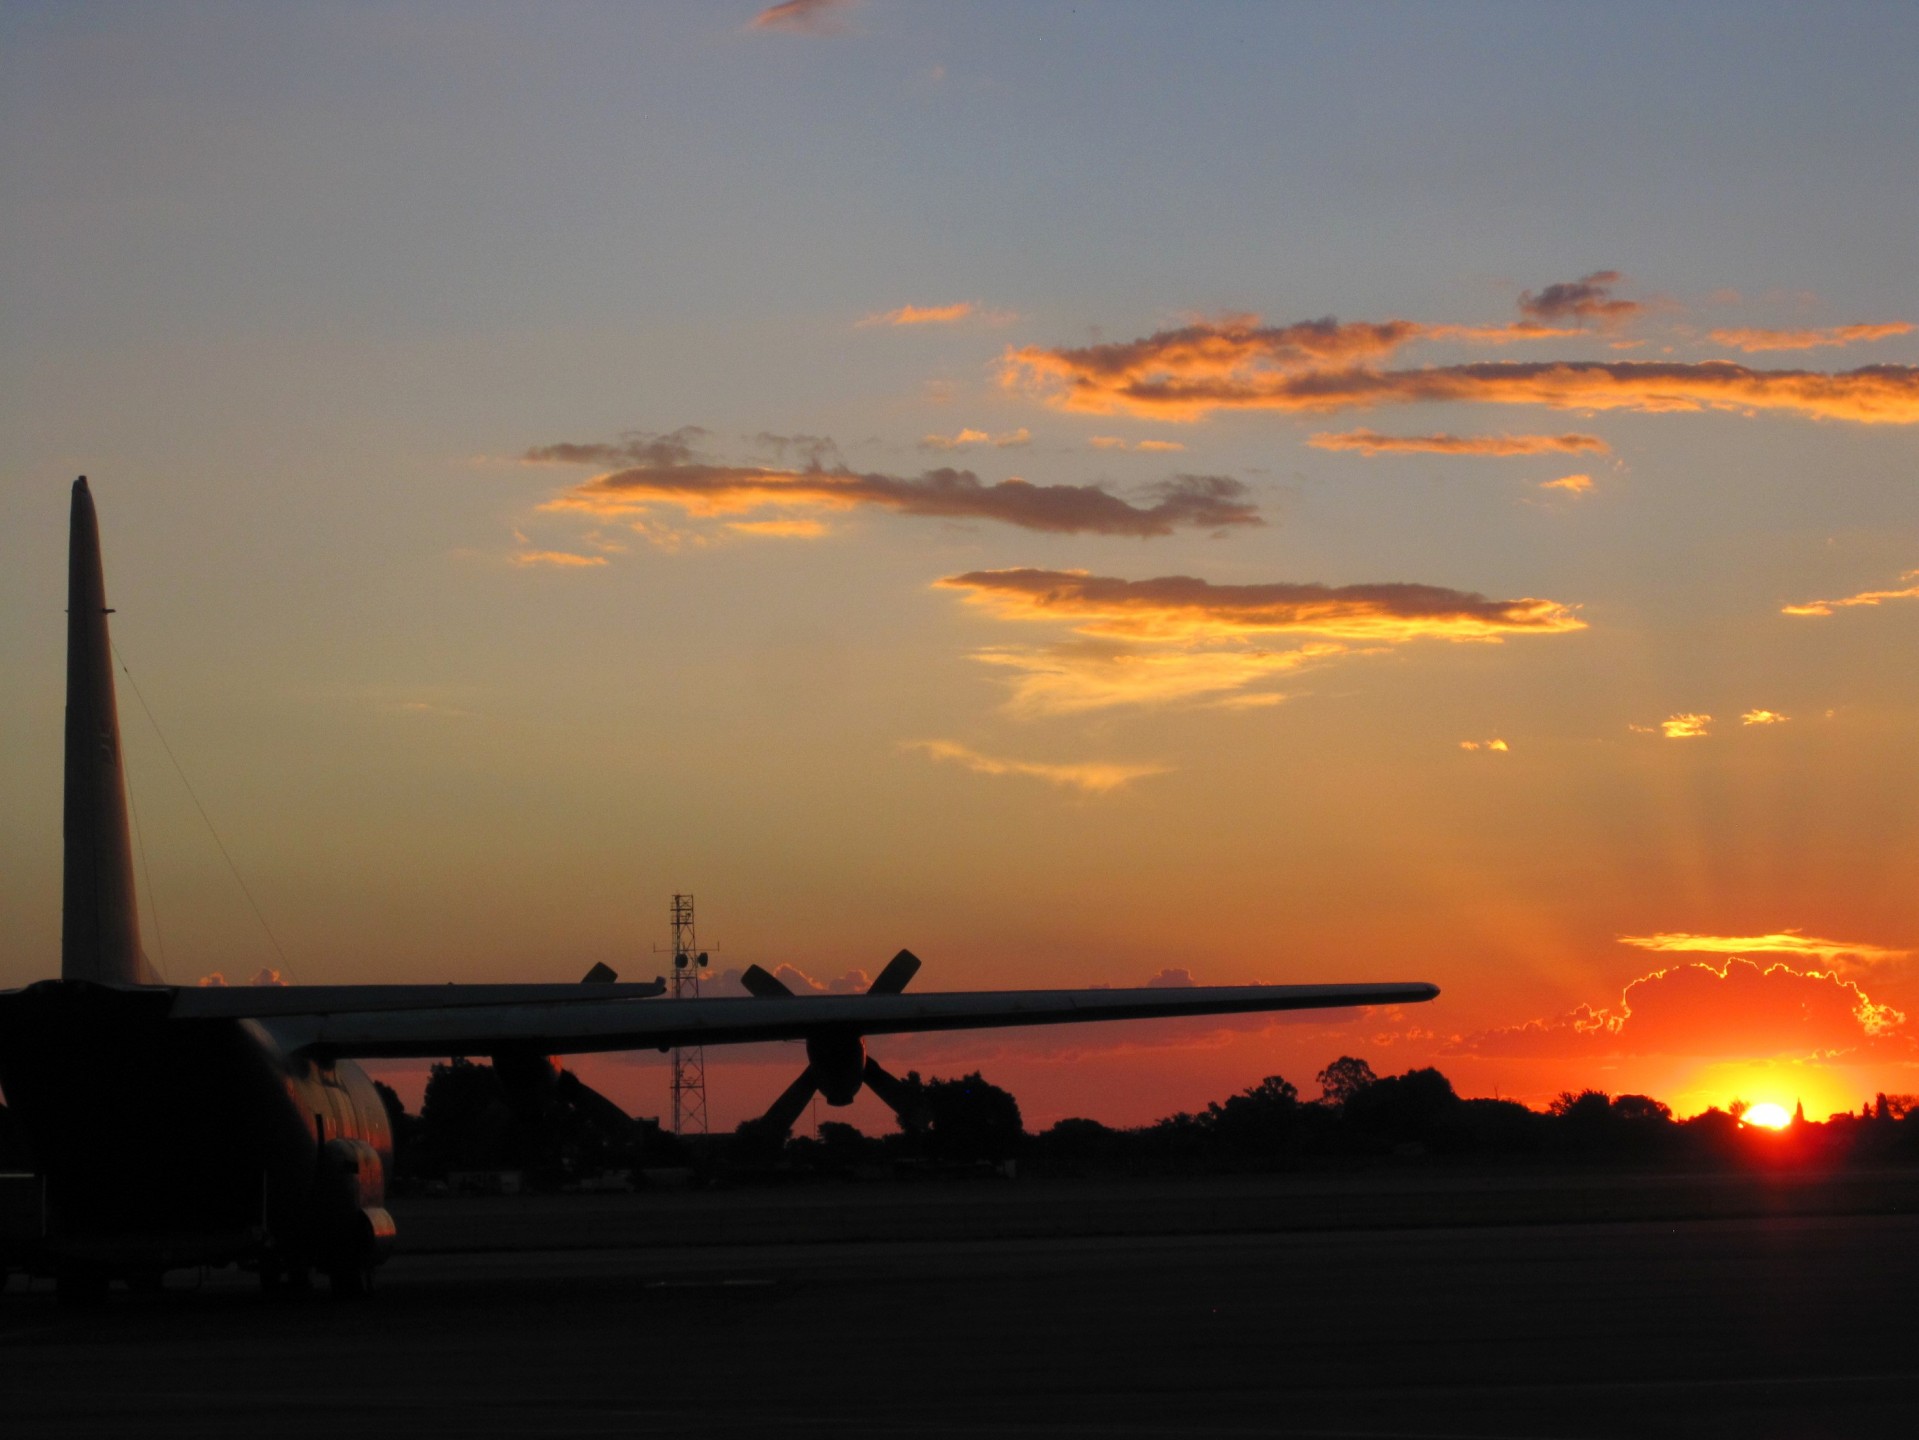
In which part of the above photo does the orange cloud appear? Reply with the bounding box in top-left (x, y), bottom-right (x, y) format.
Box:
top-left (510, 549), bottom-right (608, 568)
top-left (1782, 569), bottom-right (1919, 617)
top-left (861, 301), bottom-right (975, 327)
top-left (1709, 322), bottom-right (1913, 353)
top-left (1658, 713), bottom-right (1711, 739)
top-left (903, 739), bottom-right (1170, 794)
top-left (1741, 709), bottom-right (1789, 726)
top-left (1517, 270), bottom-right (1642, 328)
top-left (969, 640), bottom-right (1346, 716)
top-left (1460, 738), bottom-right (1510, 752)
top-left (1309, 429), bottom-right (1610, 457)
top-left (526, 432), bottom-right (1260, 538)
top-left (726, 518), bottom-right (827, 539)
top-left (1003, 313), bottom-right (1919, 424)
top-left (936, 568), bottom-right (1585, 643)
top-left (1454, 958), bottom-right (1905, 1060)
top-left (749, 0), bottom-right (856, 36)
top-left (1088, 436), bottom-right (1187, 452)
top-left (920, 427), bottom-right (1032, 451)
top-left (1620, 930), bottom-right (1908, 968)
top-left (1539, 474), bottom-right (1594, 494)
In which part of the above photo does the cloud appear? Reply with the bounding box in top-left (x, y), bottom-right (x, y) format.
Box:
top-left (748, 0), bottom-right (856, 36)
top-left (1539, 474), bottom-right (1594, 494)
top-left (726, 518), bottom-right (828, 539)
top-left (1453, 958), bottom-right (1905, 1060)
top-left (1088, 436), bottom-right (1188, 452)
top-left (1658, 713), bottom-right (1711, 739)
top-left (1309, 430), bottom-right (1610, 457)
top-left (1460, 738), bottom-right (1510, 752)
top-left (970, 639), bottom-right (1346, 716)
top-left (1782, 569), bottom-right (1919, 617)
top-left (1003, 318), bottom-right (1919, 424)
top-left (711, 963), bottom-right (871, 997)
top-left (920, 427), bottom-right (1032, 451)
top-left (527, 433), bottom-right (1261, 537)
top-left (1741, 709), bottom-right (1789, 726)
top-left (935, 568), bottom-right (1584, 643)
top-left (509, 549), bottom-right (609, 568)
top-left (939, 568), bottom-right (1579, 714)
top-left (1709, 322), bottom-right (1913, 353)
top-left (1146, 967), bottom-right (1197, 988)
top-left (861, 301), bottom-right (975, 327)
top-left (1516, 270), bottom-right (1642, 328)
top-left (904, 739), bottom-right (1170, 794)
top-left (1619, 930), bottom-right (1909, 968)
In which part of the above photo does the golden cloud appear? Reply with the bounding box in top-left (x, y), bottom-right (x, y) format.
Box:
top-left (861, 301), bottom-right (975, 327)
top-left (509, 549), bottom-right (608, 568)
top-left (727, 518), bottom-right (828, 539)
top-left (526, 433), bottom-right (1260, 538)
top-left (1782, 569), bottom-right (1919, 617)
top-left (935, 568), bottom-right (1585, 642)
top-left (1741, 709), bottom-right (1789, 726)
top-left (970, 640), bottom-right (1346, 717)
top-left (1620, 930), bottom-right (1908, 967)
top-left (1539, 474), bottom-right (1594, 494)
top-left (1088, 436), bottom-right (1187, 452)
top-left (1460, 738), bottom-right (1510, 752)
top-left (903, 739), bottom-right (1170, 794)
top-left (1708, 322), bottom-right (1913, 353)
top-left (1309, 429), bottom-right (1610, 457)
top-left (920, 427), bottom-right (1032, 451)
top-left (1659, 713), bottom-right (1712, 739)
top-left (1453, 958), bottom-right (1905, 1060)
top-left (1003, 304), bottom-right (1919, 423)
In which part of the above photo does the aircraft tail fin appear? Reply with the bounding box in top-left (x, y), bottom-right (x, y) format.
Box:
top-left (62, 478), bottom-right (157, 986)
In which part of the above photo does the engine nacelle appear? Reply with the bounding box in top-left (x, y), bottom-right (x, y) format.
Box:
top-left (804, 1030), bottom-right (867, 1106)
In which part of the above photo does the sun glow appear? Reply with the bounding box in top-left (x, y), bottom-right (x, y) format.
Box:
top-left (1741, 1102), bottom-right (1793, 1130)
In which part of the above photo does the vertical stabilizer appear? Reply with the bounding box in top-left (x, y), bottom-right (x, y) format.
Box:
top-left (62, 478), bottom-right (156, 985)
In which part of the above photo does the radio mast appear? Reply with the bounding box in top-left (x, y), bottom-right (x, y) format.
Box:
top-left (666, 893), bottom-right (710, 1136)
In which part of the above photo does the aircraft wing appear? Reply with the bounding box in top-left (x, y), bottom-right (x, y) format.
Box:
top-left (212, 981), bottom-right (1439, 1060)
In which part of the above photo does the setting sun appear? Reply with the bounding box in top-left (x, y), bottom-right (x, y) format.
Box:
top-left (1742, 1103), bottom-right (1793, 1130)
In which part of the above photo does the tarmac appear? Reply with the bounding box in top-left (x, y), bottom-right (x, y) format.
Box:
top-left (3, 1170), bottom-right (1915, 1438)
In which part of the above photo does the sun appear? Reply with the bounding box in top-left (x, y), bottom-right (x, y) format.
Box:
top-left (1742, 1102), bottom-right (1793, 1130)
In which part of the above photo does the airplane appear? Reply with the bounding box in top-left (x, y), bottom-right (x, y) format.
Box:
top-left (0, 478), bottom-right (1438, 1303)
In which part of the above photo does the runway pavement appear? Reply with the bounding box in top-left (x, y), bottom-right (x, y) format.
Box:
top-left (2, 1177), bottom-right (1914, 1438)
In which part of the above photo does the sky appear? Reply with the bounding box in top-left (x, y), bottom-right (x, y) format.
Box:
top-left (3, 1), bottom-right (1916, 1132)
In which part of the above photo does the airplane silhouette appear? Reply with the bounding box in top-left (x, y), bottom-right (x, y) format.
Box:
top-left (0, 479), bottom-right (1437, 1302)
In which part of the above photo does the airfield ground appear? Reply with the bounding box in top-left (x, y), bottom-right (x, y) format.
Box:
top-left (2, 1169), bottom-right (1914, 1438)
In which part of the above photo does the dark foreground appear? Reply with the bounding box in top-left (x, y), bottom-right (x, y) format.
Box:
top-left (3, 1172), bottom-right (1914, 1438)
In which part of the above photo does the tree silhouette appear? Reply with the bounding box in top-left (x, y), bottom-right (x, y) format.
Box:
top-left (894, 1071), bottom-right (1024, 1163)
top-left (1316, 1056), bottom-right (1377, 1108)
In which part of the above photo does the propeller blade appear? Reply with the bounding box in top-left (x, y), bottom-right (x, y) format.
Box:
top-left (740, 963), bottom-right (794, 999)
top-left (760, 1066), bottom-right (820, 1134)
top-left (867, 950), bottom-right (922, 996)
top-left (862, 1057), bottom-right (924, 1127)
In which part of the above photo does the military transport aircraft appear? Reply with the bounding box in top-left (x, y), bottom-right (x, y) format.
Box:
top-left (0, 479), bottom-right (1438, 1302)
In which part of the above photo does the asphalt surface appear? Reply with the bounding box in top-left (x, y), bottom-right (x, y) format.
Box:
top-left (2, 1177), bottom-right (1914, 1438)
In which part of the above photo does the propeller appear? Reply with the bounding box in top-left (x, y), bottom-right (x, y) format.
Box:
top-left (744, 950), bottom-right (925, 1136)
